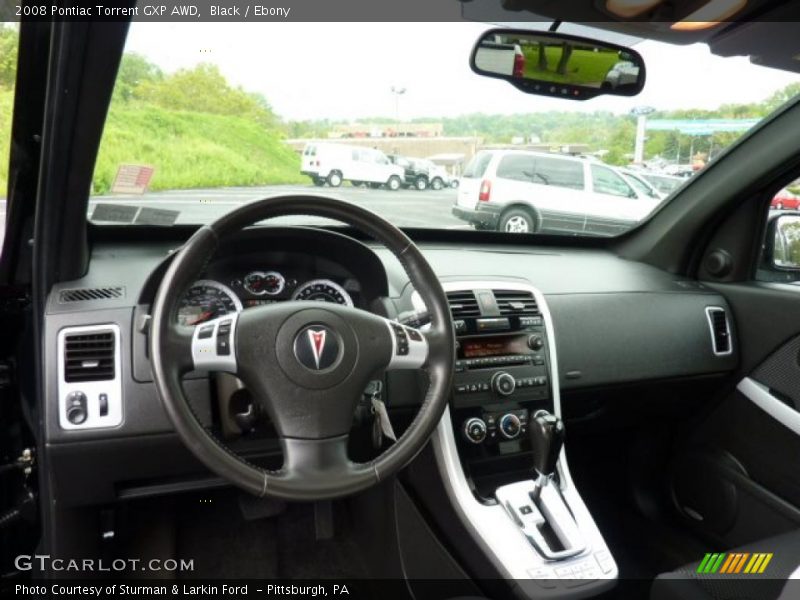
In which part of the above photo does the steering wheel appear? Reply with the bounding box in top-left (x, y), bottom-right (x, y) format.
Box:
top-left (149, 195), bottom-right (454, 500)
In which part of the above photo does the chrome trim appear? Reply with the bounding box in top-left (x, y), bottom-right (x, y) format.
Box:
top-left (57, 324), bottom-right (123, 430)
top-left (705, 306), bottom-right (733, 357)
top-left (292, 278), bottom-right (354, 307)
top-left (179, 279), bottom-right (243, 326)
top-left (496, 478), bottom-right (586, 561)
top-left (243, 270), bottom-right (285, 296)
top-left (191, 313), bottom-right (239, 373)
top-left (738, 376), bottom-right (800, 436)
top-left (430, 280), bottom-right (618, 592)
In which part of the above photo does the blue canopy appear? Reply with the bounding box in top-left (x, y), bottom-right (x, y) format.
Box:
top-left (646, 119), bottom-right (760, 136)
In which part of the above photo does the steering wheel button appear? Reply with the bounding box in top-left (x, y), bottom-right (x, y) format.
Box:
top-left (198, 325), bottom-right (214, 339)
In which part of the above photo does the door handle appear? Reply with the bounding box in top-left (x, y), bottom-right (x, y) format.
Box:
top-left (738, 377), bottom-right (800, 436)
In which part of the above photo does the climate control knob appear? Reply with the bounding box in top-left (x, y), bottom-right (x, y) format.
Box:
top-left (499, 413), bottom-right (522, 440)
top-left (463, 418), bottom-right (487, 444)
top-left (491, 371), bottom-right (516, 397)
top-left (527, 334), bottom-right (544, 350)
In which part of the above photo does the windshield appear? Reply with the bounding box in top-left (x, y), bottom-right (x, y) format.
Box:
top-left (86, 21), bottom-right (800, 236)
top-left (0, 24), bottom-right (17, 249)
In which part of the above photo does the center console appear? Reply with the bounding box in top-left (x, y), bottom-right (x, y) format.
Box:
top-left (430, 281), bottom-right (618, 598)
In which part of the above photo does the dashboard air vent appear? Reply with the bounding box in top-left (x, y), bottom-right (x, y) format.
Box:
top-left (706, 307), bottom-right (732, 356)
top-left (59, 287), bottom-right (124, 303)
top-left (446, 291), bottom-right (480, 319)
top-left (494, 289), bottom-right (539, 316)
top-left (64, 331), bottom-right (116, 382)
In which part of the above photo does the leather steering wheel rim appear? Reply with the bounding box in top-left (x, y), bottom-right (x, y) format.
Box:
top-left (149, 195), bottom-right (454, 500)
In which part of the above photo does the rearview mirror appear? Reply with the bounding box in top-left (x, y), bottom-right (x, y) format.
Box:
top-left (471, 28), bottom-right (646, 101)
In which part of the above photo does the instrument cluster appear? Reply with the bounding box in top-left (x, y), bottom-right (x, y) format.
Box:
top-left (176, 270), bottom-right (356, 327)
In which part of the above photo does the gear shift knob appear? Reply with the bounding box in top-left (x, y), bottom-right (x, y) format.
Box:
top-left (529, 410), bottom-right (565, 477)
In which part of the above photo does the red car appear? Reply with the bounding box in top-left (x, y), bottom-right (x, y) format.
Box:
top-left (771, 188), bottom-right (800, 210)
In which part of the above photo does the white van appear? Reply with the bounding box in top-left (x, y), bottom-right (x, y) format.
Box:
top-left (301, 143), bottom-right (405, 190)
top-left (452, 150), bottom-right (661, 236)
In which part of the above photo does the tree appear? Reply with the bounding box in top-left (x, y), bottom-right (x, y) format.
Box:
top-left (0, 25), bottom-right (19, 89)
top-left (764, 82), bottom-right (800, 113)
top-left (113, 53), bottom-right (162, 102)
top-left (135, 63), bottom-right (277, 128)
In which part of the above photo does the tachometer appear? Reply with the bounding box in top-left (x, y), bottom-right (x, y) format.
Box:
top-left (291, 279), bottom-right (353, 306)
top-left (177, 280), bottom-right (243, 326)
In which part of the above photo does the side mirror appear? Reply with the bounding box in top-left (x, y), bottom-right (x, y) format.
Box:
top-left (471, 28), bottom-right (646, 101)
top-left (769, 214), bottom-right (800, 270)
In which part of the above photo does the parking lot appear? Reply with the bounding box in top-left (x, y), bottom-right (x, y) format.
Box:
top-left (0, 184), bottom-right (467, 247)
top-left (88, 184), bottom-right (466, 229)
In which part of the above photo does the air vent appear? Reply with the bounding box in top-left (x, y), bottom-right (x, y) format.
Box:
top-left (446, 291), bottom-right (481, 319)
top-left (59, 287), bottom-right (124, 303)
top-left (494, 289), bottom-right (539, 316)
top-left (64, 331), bottom-right (116, 382)
top-left (706, 307), bottom-right (732, 356)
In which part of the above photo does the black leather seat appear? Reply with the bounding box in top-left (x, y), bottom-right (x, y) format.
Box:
top-left (650, 529), bottom-right (800, 600)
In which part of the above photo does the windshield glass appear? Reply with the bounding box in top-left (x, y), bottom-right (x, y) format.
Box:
top-left (87, 22), bottom-right (800, 236)
top-left (0, 24), bottom-right (17, 248)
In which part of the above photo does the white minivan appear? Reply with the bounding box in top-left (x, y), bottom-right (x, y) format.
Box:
top-left (301, 143), bottom-right (405, 190)
top-left (452, 150), bottom-right (662, 236)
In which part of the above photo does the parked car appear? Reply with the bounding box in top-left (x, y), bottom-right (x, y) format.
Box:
top-left (453, 150), bottom-right (660, 236)
top-left (388, 154), bottom-right (431, 190)
top-left (771, 188), bottom-right (800, 210)
top-left (301, 143), bottom-right (405, 190)
top-left (473, 40), bottom-right (525, 78)
top-left (414, 158), bottom-right (457, 190)
top-left (603, 60), bottom-right (640, 89)
top-left (620, 168), bottom-right (665, 200)
top-left (636, 171), bottom-right (686, 196)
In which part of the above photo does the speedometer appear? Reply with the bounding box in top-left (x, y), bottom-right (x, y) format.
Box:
top-left (291, 279), bottom-right (354, 306)
top-left (177, 280), bottom-right (243, 326)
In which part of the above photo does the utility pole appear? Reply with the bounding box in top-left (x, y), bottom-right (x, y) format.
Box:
top-left (631, 106), bottom-right (655, 164)
top-left (390, 86), bottom-right (406, 124)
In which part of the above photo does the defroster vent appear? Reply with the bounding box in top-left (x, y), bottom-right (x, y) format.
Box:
top-left (59, 287), bottom-right (124, 303)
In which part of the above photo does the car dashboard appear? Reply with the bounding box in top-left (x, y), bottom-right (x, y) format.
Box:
top-left (42, 226), bottom-right (738, 511)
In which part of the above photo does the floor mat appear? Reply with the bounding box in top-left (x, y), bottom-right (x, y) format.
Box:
top-left (173, 491), bottom-right (369, 579)
top-left (176, 493), bottom-right (279, 579)
top-left (566, 428), bottom-right (708, 597)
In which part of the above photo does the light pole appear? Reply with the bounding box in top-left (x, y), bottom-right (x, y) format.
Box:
top-left (631, 106), bottom-right (655, 164)
top-left (390, 86), bottom-right (406, 124)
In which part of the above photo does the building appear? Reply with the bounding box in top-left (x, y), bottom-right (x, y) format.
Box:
top-left (328, 122), bottom-right (444, 139)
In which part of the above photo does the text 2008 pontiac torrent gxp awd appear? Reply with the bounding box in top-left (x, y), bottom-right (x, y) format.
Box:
top-left (2, 2), bottom-right (800, 599)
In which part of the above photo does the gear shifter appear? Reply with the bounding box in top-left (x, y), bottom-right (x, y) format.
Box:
top-left (529, 410), bottom-right (565, 493)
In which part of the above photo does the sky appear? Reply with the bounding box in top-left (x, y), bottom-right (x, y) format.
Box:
top-left (124, 22), bottom-right (800, 122)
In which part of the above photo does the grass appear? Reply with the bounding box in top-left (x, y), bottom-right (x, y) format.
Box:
top-left (521, 46), bottom-right (620, 86)
top-left (0, 89), bottom-right (12, 195)
top-left (0, 90), bottom-right (305, 196)
top-left (93, 102), bottom-right (304, 194)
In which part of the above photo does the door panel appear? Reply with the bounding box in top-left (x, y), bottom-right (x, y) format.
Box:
top-left (671, 282), bottom-right (800, 547)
